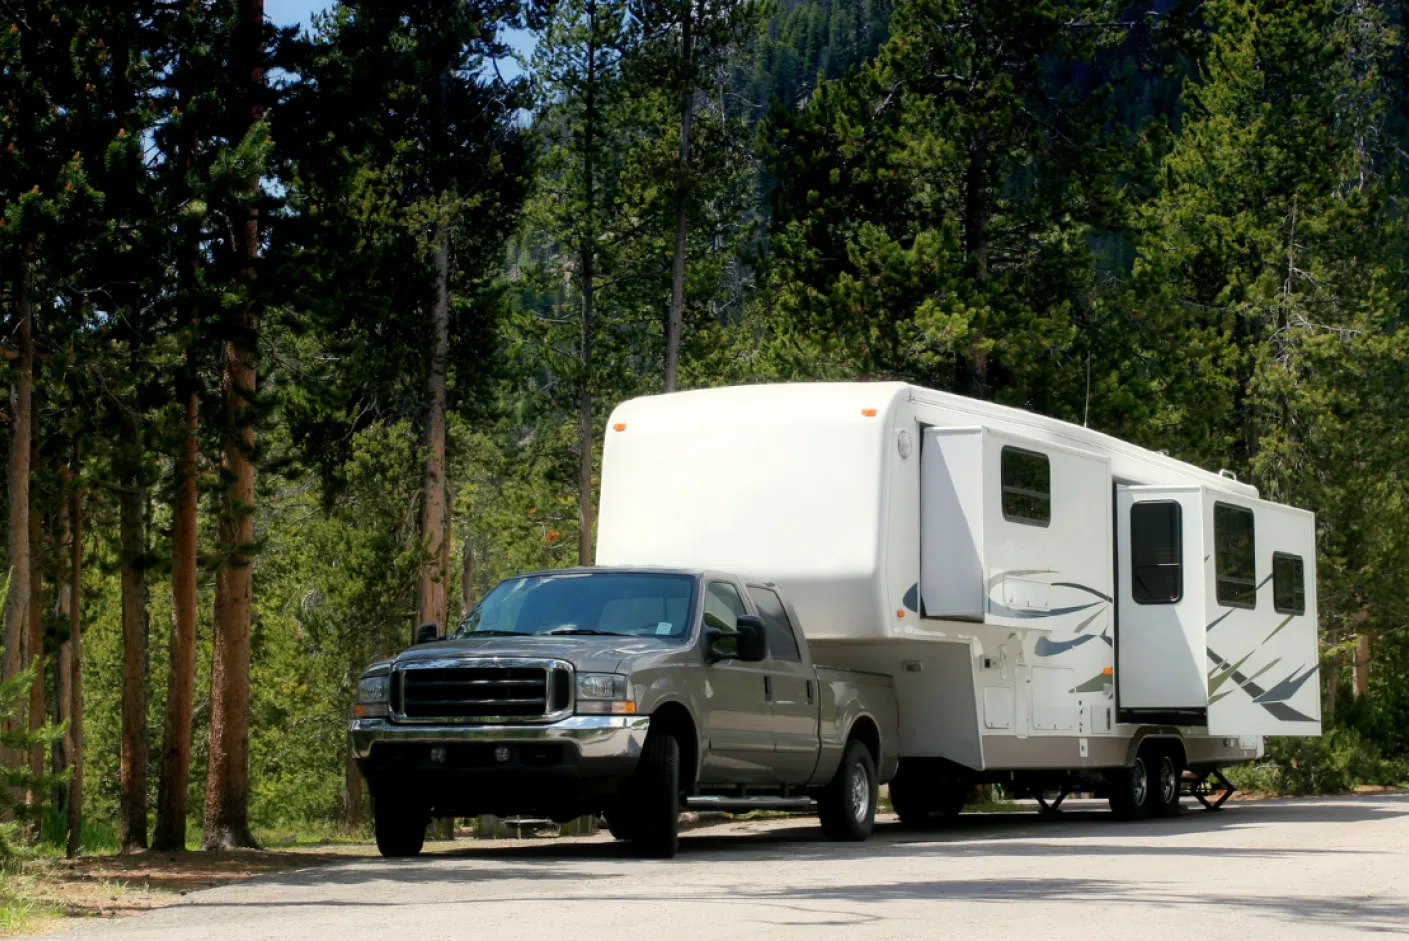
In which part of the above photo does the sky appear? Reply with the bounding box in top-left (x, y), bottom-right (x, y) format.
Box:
top-left (264, 0), bottom-right (536, 80)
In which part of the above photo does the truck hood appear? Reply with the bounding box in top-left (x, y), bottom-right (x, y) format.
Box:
top-left (393, 634), bottom-right (683, 674)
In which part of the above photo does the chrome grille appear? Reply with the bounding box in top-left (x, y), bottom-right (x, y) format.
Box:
top-left (392, 659), bottom-right (572, 723)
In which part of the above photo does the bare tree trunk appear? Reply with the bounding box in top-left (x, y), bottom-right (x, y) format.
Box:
top-left (663, 5), bottom-right (695, 394)
top-left (154, 387), bottom-right (199, 851)
top-left (66, 450), bottom-right (84, 858)
top-left (460, 537), bottom-right (474, 612)
top-left (25, 433), bottom-right (45, 833)
top-left (4, 262), bottom-right (34, 799)
top-left (1352, 633), bottom-right (1371, 698)
top-left (118, 476), bottom-right (149, 852)
top-left (54, 493), bottom-right (72, 814)
top-left (578, 9), bottom-right (598, 569)
top-left (415, 224), bottom-right (450, 636)
top-left (204, 0), bottom-right (262, 852)
top-left (344, 749), bottom-right (362, 830)
top-left (1325, 627), bottom-right (1338, 715)
top-left (962, 127), bottom-right (989, 393)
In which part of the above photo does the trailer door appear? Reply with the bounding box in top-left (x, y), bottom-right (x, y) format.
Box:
top-left (1115, 486), bottom-right (1208, 719)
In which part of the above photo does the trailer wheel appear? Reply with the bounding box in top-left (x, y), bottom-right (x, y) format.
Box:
top-left (630, 731), bottom-right (680, 858)
top-left (1107, 748), bottom-right (1156, 821)
top-left (1151, 750), bottom-right (1184, 817)
top-left (374, 791), bottom-right (429, 858)
top-left (888, 762), bottom-right (967, 827)
top-left (819, 740), bottom-right (878, 841)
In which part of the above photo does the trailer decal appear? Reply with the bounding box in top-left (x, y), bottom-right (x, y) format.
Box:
top-left (1034, 633), bottom-right (1099, 657)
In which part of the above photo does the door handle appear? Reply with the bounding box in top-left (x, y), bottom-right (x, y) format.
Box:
top-left (764, 676), bottom-right (772, 702)
top-left (806, 680), bottom-right (814, 704)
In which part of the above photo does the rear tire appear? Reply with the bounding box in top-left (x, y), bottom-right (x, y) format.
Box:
top-left (631, 732), bottom-right (680, 858)
top-left (1151, 750), bottom-right (1184, 817)
top-left (819, 740), bottom-right (878, 842)
top-left (1108, 748), bottom-right (1157, 821)
top-left (374, 793), bottom-right (428, 858)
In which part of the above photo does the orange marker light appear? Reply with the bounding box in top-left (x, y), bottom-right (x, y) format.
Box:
top-left (1102, 667), bottom-right (1113, 676)
top-left (896, 609), bottom-right (906, 618)
top-left (612, 423), bottom-right (626, 432)
top-left (861, 408), bottom-right (877, 417)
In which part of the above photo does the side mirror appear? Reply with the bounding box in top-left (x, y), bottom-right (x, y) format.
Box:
top-left (734, 616), bottom-right (768, 662)
top-left (414, 622), bottom-right (439, 645)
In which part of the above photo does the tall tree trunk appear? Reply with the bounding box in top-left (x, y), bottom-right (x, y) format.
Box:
top-left (578, 11), bottom-right (598, 568)
top-left (66, 447), bottom-right (84, 859)
top-left (415, 224), bottom-right (450, 636)
top-left (204, 0), bottom-right (262, 852)
top-left (4, 261), bottom-right (34, 784)
top-left (154, 385), bottom-right (199, 851)
top-left (25, 432), bottom-right (45, 830)
top-left (962, 127), bottom-right (989, 393)
top-left (664, 5), bottom-right (695, 394)
top-left (53, 495), bottom-right (72, 819)
top-left (344, 749), bottom-right (362, 830)
top-left (460, 537), bottom-right (474, 612)
top-left (118, 473), bottom-right (149, 852)
top-left (1325, 627), bottom-right (1338, 714)
top-left (1352, 633), bottom-right (1371, 698)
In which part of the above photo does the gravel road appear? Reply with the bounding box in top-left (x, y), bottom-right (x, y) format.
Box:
top-left (34, 794), bottom-right (1409, 940)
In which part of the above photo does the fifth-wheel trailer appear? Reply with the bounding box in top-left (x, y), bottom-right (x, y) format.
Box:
top-left (596, 381), bottom-right (1322, 819)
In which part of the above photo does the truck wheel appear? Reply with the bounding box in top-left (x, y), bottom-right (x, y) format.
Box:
top-left (374, 795), bottom-right (429, 858)
top-left (632, 731), bottom-right (680, 858)
top-left (819, 740), bottom-right (877, 842)
top-left (1107, 748), bottom-right (1156, 821)
top-left (604, 805), bottom-right (638, 842)
top-left (1151, 751), bottom-right (1184, 817)
top-left (888, 763), bottom-right (966, 827)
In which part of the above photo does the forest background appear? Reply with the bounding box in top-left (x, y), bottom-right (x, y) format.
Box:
top-left (2, 0), bottom-right (1408, 855)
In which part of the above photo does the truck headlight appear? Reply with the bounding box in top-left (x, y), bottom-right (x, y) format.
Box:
top-left (575, 673), bottom-right (635, 714)
top-left (354, 674), bottom-right (391, 718)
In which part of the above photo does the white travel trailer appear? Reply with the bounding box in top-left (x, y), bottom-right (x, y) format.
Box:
top-left (596, 382), bottom-right (1321, 818)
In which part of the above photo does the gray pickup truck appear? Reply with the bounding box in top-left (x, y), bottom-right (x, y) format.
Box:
top-left (349, 567), bottom-right (898, 858)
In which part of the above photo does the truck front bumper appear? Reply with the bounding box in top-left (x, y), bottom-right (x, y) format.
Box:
top-left (349, 715), bottom-right (651, 817)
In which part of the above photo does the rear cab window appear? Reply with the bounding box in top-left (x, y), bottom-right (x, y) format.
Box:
top-left (749, 586), bottom-right (802, 662)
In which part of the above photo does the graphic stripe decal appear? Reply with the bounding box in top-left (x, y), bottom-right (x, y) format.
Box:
top-left (1051, 582), bottom-right (1113, 603)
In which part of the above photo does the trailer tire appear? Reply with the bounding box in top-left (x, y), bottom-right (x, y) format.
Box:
top-left (630, 731), bottom-right (680, 858)
top-left (1108, 748), bottom-right (1157, 821)
top-left (888, 763), bottom-right (967, 827)
top-left (819, 740), bottom-right (878, 842)
top-left (1151, 750), bottom-right (1184, 817)
top-left (374, 793), bottom-right (428, 858)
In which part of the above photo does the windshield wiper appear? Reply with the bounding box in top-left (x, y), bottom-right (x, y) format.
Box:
top-left (462, 630), bottom-right (526, 637)
top-left (540, 628), bottom-right (628, 636)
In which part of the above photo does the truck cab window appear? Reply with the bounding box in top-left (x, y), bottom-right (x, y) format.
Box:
top-left (1273, 553), bottom-right (1305, 615)
top-left (704, 581), bottom-right (747, 631)
top-left (1131, 501), bottom-right (1182, 604)
top-left (1001, 446), bottom-right (1051, 526)
top-left (750, 587), bottom-right (802, 662)
top-left (1214, 503), bottom-right (1257, 608)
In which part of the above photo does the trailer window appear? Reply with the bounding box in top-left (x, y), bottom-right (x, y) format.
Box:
top-left (1273, 553), bottom-right (1305, 615)
top-left (1214, 503), bottom-right (1257, 608)
top-left (1131, 501), bottom-right (1182, 604)
top-left (749, 587), bottom-right (802, 662)
top-left (1001, 447), bottom-right (1050, 526)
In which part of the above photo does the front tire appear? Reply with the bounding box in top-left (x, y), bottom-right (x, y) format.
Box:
top-left (1108, 749), bottom-right (1156, 821)
top-left (374, 793), bottom-right (428, 858)
top-left (631, 732), bottom-right (680, 858)
top-left (819, 740), bottom-right (878, 842)
top-left (888, 762), bottom-right (968, 828)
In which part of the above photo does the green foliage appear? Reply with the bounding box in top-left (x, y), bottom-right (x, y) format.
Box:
top-left (1227, 728), bottom-right (1409, 796)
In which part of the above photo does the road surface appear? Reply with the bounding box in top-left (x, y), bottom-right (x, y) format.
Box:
top-left (36, 794), bottom-right (1409, 940)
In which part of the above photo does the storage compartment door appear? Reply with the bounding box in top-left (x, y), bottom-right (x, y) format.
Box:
top-left (1205, 497), bottom-right (1322, 736)
top-left (920, 427), bottom-right (984, 619)
top-left (1116, 487), bottom-right (1207, 713)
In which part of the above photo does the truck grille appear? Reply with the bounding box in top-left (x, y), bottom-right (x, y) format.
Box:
top-left (392, 660), bottom-right (572, 723)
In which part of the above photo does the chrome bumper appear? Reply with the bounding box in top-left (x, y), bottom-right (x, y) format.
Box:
top-left (349, 714), bottom-right (651, 767)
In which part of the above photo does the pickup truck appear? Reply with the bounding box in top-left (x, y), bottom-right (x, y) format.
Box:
top-left (349, 567), bottom-right (898, 858)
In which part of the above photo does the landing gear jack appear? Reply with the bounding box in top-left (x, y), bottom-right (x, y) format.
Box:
top-left (1188, 769), bottom-right (1235, 811)
top-left (1035, 786), bottom-right (1070, 814)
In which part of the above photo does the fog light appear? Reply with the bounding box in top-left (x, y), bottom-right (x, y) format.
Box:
top-left (495, 745), bottom-right (511, 763)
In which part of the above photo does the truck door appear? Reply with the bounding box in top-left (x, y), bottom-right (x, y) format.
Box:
top-left (1115, 486), bottom-right (1208, 719)
top-left (748, 585), bottom-right (819, 785)
top-left (698, 580), bottom-right (777, 785)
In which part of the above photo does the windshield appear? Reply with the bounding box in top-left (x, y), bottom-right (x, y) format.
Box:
top-left (454, 572), bottom-right (697, 640)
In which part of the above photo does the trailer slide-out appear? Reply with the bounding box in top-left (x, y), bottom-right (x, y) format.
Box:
top-left (596, 381), bottom-right (1320, 818)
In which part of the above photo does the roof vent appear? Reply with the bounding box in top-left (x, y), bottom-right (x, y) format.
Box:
top-left (1218, 468), bottom-right (1238, 481)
